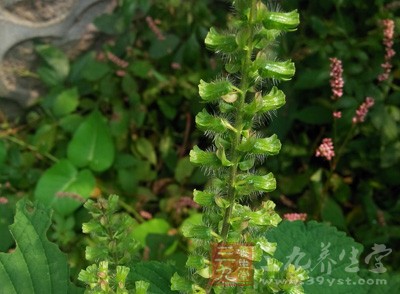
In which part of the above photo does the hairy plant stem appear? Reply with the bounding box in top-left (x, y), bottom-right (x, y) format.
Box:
top-left (220, 0), bottom-right (257, 242)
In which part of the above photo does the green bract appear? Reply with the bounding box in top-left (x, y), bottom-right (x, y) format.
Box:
top-left (263, 10), bottom-right (300, 31)
top-left (258, 59), bottom-right (296, 81)
top-left (205, 27), bottom-right (238, 53)
top-left (198, 79), bottom-right (235, 102)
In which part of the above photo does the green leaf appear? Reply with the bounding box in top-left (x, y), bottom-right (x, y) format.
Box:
top-left (34, 159), bottom-right (95, 216)
top-left (0, 199), bottom-right (83, 293)
top-left (94, 14), bottom-right (125, 35)
top-left (52, 88), bottom-right (79, 117)
top-left (32, 124), bottom-right (57, 153)
top-left (0, 140), bottom-right (6, 165)
top-left (128, 261), bottom-right (177, 294)
top-left (67, 110), bottom-right (115, 172)
top-left (0, 201), bottom-right (14, 251)
top-left (129, 61), bottom-right (152, 79)
top-left (81, 56), bottom-right (111, 81)
top-left (35, 45), bottom-right (69, 83)
top-left (322, 198), bottom-right (347, 231)
top-left (131, 218), bottom-right (171, 247)
top-left (134, 138), bottom-right (157, 165)
top-left (198, 79), bottom-right (235, 102)
top-left (266, 221), bottom-right (366, 294)
top-left (295, 106), bottom-right (332, 125)
top-left (175, 157), bottom-right (195, 183)
top-left (149, 34), bottom-right (180, 59)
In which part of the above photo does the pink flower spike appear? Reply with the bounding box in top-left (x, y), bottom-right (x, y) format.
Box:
top-left (329, 58), bottom-right (344, 100)
top-left (284, 213), bottom-right (307, 221)
top-left (315, 138), bottom-right (335, 161)
top-left (352, 97), bottom-right (375, 124)
top-left (333, 111), bottom-right (342, 119)
top-left (378, 19), bottom-right (396, 82)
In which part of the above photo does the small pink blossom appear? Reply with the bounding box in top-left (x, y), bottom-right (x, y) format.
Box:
top-left (171, 62), bottom-right (181, 70)
top-left (106, 52), bottom-right (129, 68)
top-left (329, 58), bottom-right (344, 99)
top-left (0, 197), bottom-right (8, 204)
top-left (140, 210), bottom-right (153, 220)
top-left (352, 97), bottom-right (375, 124)
top-left (333, 111), bottom-right (342, 119)
top-left (115, 70), bottom-right (126, 77)
top-left (378, 19), bottom-right (396, 82)
top-left (315, 138), bottom-right (335, 161)
top-left (284, 213), bottom-right (307, 221)
top-left (146, 16), bottom-right (165, 41)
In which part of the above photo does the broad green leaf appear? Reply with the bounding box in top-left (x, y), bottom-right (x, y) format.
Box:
top-left (149, 34), bottom-right (180, 59)
top-left (266, 221), bottom-right (366, 294)
top-left (34, 159), bottom-right (95, 216)
top-left (322, 198), bottom-right (347, 231)
top-left (0, 199), bottom-right (83, 293)
top-left (0, 139), bottom-right (7, 165)
top-left (128, 261), bottom-right (177, 294)
top-left (134, 138), bottom-right (157, 165)
top-left (32, 124), bottom-right (57, 153)
top-left (0, 201), bottom-right (14, 251)
top-left (295, 106), bottom-right (332, 125)
top-left (67, 110), bottom-right (115, 172)
top-left (52, 88), bottom-right (79, 117)
top-left (81, 55), bottom-right (111, 81)
top-left (35, 45), bottom-right (69, 84)
top-left (129, 61), bottom-right (152, 78)
top-left (131, 218), bottom-right (170, 247)
top-left (175, 157), bottom-right (195, 183)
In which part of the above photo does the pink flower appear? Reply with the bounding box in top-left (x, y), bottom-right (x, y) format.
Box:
top-left (106, 52), bottom-right (129, 68)
top-left (139, 210), bottom-right (153, 220)
top-left (378, 19), bottom-right (396, 82)
top-left (315, 138), bottom-right (335, 161)
top-left (352, 97), bottom-right (375, 124)
top-left (329, 58), bottom-right (344, 99)
top-left (0, 197), bottom-right (8, 204)
top-left (116, 70), bottom-right (126, 77)
top-left (333, 111), bottom-right (342, 119)
top-left (146, 16), bottom-right (165, 41)
top-left (284, 213), bottom-right (307, 221)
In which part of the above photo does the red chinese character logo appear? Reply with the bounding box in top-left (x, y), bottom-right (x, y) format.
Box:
top-left (210, 243), bottom-right (253, 287)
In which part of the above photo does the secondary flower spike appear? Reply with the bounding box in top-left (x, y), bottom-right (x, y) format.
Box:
top-left (284, 213), bottom-right (307, 221)
top-left (315, 138), bottom-right (335, 161)
top-left (352, 97), bottom-right (375, 124)
top-left (378, 19), bottom-right (395, 82)
top-left (329, 58), bottom-right (344, 99)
